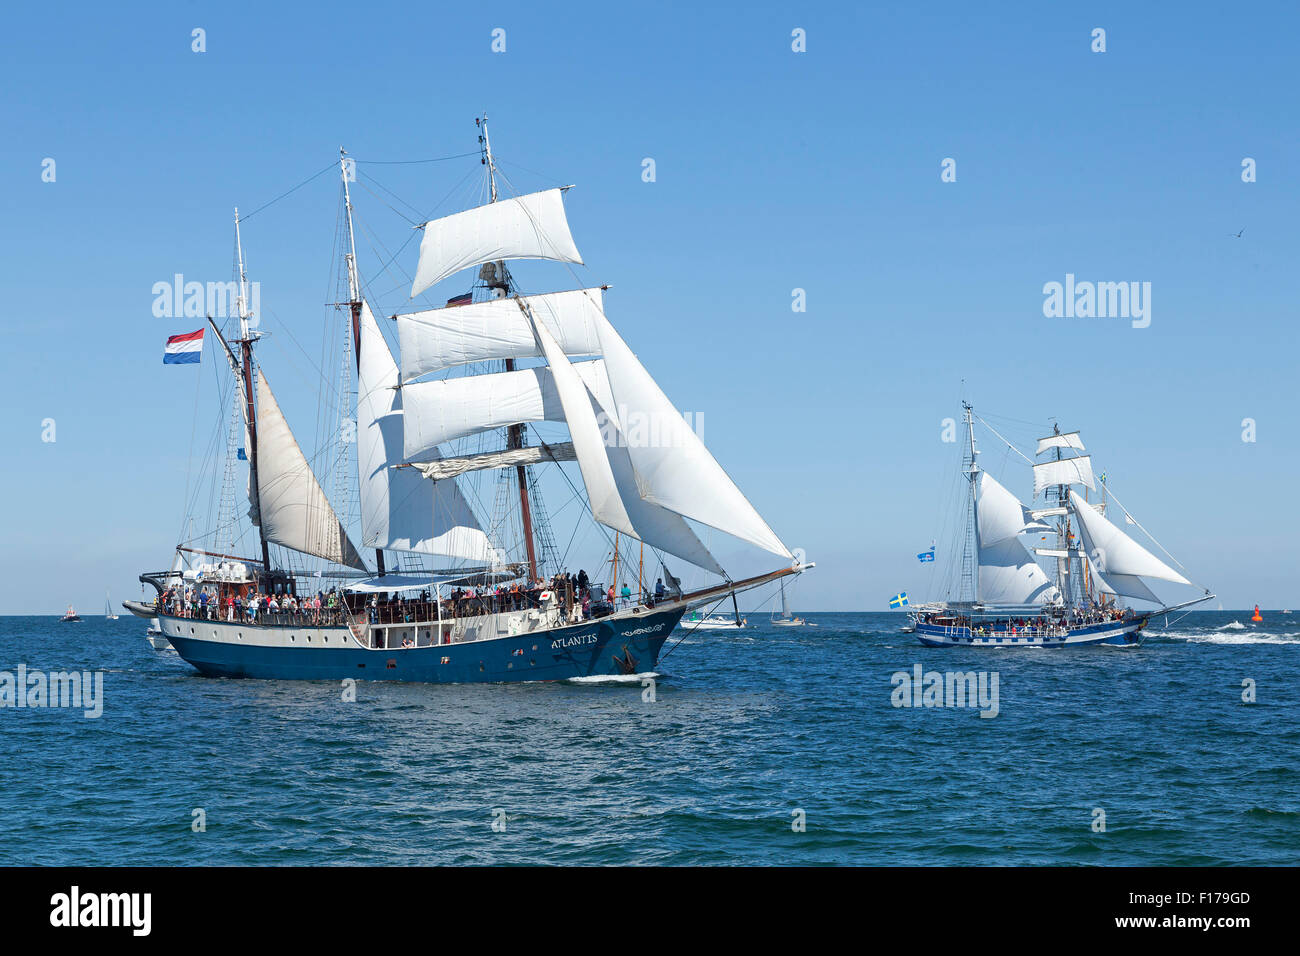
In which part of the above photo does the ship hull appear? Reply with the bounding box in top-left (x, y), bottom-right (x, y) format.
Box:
top-left (914, 615), bottom-right (1148, 648)
top-left (159, 605), bottom-right (685, 683)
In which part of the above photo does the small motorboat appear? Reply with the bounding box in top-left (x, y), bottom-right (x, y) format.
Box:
top-left (146, 620), bottom-right (172, 651)
top-left (682, 612), bottom-right (747, 630)
top-left (59, 605), bottom-right (82, 623)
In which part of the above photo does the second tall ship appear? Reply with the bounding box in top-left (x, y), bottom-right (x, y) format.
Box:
top-left (129, 118), bottom-right (809, 682)
top-left (909, 403), bottom-right (1211, 648)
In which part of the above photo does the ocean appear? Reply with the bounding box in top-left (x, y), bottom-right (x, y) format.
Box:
top-left (0, 610), bottom-right (1295, 865)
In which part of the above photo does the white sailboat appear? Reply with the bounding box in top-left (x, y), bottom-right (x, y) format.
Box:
top-left (911, 403), bottom-right (1212, 647)
top-left (105, 591), bottom-right (118, 620)
top-left (771, 580), bottom-right (805, 626)
top-left (135, 118), bottom-right (810, 682)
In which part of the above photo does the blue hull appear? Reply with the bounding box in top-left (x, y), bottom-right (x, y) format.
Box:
top-left (164, 606), bottom-right (685, 683)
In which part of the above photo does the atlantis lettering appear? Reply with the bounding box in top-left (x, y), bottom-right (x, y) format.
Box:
top-left (551, 634), bottom-right (598, 650)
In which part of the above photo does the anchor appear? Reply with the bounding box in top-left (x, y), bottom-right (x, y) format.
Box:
top-left (612, 645), bottom-right (639, 675)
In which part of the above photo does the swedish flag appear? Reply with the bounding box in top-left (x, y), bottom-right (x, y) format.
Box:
top-left (889, 592), bottom-right (909, 609)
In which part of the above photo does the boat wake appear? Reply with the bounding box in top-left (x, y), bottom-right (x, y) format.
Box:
top-left (1155, 629), bottom-right (1300, 646)
top-left (563, 671), bottom-right (662, 686)
top-left (1217, 621), bottom-right (1247, 631)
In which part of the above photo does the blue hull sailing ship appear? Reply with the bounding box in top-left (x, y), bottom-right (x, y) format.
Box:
top-left (911, 403), bottom-right (1211, 648)
top-left (132, 118), bottom-right (809, 682)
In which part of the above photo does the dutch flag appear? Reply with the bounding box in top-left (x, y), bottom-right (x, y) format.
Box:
top-left (164, 328), bottom-right (204, 364)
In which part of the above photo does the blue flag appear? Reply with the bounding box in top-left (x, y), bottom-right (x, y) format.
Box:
top-left (917, 547), bottom-right (935, 563)
top-left (889, 592), bottom-right (909, 609)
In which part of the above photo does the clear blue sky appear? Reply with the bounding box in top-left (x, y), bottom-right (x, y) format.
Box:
top-left (2, 1), bottom-right (1296, 613)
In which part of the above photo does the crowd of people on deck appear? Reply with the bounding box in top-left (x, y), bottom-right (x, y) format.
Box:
top-left (156, 569), bottom-right (679, 629)
top-left (365, 569), bottom-right (675, 626)
top-left (156, 584), bottom-right (348, 626)
top-left (917, 603), bottom-right (1135, 635)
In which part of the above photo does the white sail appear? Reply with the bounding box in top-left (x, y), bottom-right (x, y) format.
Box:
top-left (411, 442), bottom-right (576, 482)
top-left (397, 288), bottom-right (604, 382)
top-left (410, 189), bottom-right (583, 298)
top-left (978, 536), bottom-right (1057, 605)
top-left (592, 311), bottom-right (792, 559)
top-left (977, 472), bottom-right (1053, 545)
top-left (1068, 490), bottom-right (1190, 585)
top-left (253, 371), bottom-right (366, 570)
top-left (1087, 556), bottom-right (1162, 604)
top-left (357, 302), bottom-right (500, 563)
top-left (1036, 432), bottom-right (1085, 455)
top-left (527, 308), bottom-right (724, 575)
top-left (400, 359), bottom-right (612, 462)
top-left (530, 312), bottom-right (635, 537)
top-left (1033, 455), bottom-right (1096, 494)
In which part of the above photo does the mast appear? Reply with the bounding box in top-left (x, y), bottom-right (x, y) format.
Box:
top-left (1052, 421), bottom-right (1071, 608)
top-left (340, 147), bottom-right (384, 576)
top-left (234, 208), bottom-right (272, 576)
top-left (961, 402), bottom-right (980, 604)
top-left (478, 114), bottom-right (539, 582)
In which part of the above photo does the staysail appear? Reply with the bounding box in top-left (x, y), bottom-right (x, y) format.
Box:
top-left (409, 189), bottom-right (583, 298)
top-left (526, 306), bottom-right (725, 575)
top-left (397, 288), bottom-right (604, 382)
top-left (592, 310), bottom-right (792, 559)
top-left (1068, 490), bottom-right (1190, 585)
top-left (976, 472), bottom-right (1055, 604)
top-left (977, 472), bottom-right (1052, 544)
top-left (356, 302), bottom-right (501, 563)
top-left (252, 371), bottom-right (366, 570)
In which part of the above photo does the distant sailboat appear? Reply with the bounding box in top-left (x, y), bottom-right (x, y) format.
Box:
top-left (771, 581), bottom-right (806, 627)
top-left (105, 591), bottom-right (118, 620)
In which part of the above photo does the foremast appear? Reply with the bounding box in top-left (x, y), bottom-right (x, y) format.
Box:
top-left (233, 208), bottom-right (272, 576)
top-left (339, 147), bottom-right (384, 577)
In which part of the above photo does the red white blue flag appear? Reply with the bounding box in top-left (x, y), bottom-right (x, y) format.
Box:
top-left (164, 329), bottom-right (204, 364)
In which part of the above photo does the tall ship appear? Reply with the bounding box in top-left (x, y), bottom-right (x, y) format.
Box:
top-left (130, 118), bottom-right (809, 682)
top-left (910, 403), bottom-right (1211, 647)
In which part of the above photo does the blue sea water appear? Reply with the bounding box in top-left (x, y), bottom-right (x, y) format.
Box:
top-left (0, 610), bottom-right (1295, 865)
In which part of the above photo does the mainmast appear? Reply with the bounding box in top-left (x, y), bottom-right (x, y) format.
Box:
top-left (340, 147), bottom-right (383, 576)
top-left (1050, 421), bottom-right (1073, 608)
top-left (962, 402), bottom-right (979, 604)
top-left (234, 208), bottom-right (272, 576)
top-left (478, 114), bottom-right (539, 583)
